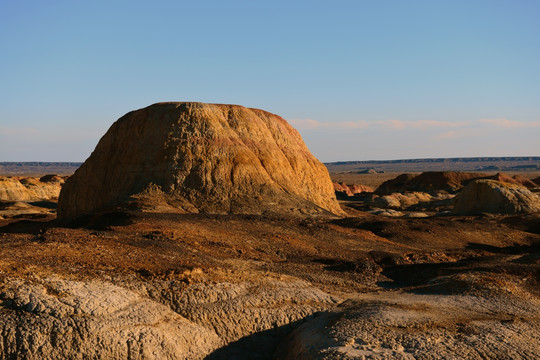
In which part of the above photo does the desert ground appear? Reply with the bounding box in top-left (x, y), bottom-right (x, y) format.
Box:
top-left (1, 103), bottom-right (540, 359)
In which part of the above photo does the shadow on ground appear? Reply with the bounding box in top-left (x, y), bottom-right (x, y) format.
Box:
top-left (204, 317), bottom-right (313, 360)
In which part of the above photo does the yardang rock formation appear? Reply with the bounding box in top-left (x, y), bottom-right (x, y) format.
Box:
top-left (454, 179), bottom-right (540, 215)
top-left (58, 102), bottom-right (342, 219)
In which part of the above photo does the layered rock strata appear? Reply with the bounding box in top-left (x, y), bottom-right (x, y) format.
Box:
top-left (58, 102), bottom-right (342, 218)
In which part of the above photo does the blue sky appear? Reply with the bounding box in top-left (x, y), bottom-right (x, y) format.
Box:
top-left (1, 0), bottom-right (539, 162)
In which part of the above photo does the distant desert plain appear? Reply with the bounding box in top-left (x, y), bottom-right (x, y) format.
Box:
top-left (1, 103), bottom-right (540, 359)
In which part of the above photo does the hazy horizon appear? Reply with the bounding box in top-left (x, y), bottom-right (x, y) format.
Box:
top-left (1, 1), bottom-right (539, 162)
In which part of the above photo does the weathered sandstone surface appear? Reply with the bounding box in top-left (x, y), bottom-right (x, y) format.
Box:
top-left (0, 275), bottom-right (337, 360)
top-left (1, 207), bottom-right (540, 358)
top-left (277, 277), bottom-right (540, 359)
top-left (58, 102), bottom-right (342, 219)
top-left (454, 179), bottom-right (540, 215)
top-left (0, 277), bottom-right (222, 359)
top-left (0, 176), bottom-right (63, 202)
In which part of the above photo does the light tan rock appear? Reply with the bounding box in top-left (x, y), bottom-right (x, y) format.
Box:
top-left (0, 177), bottom-right (36, 201)
top-left (0, 277), bottom-right (222, 359)
top-left (393, 192), bottom-right (432, 208)
top-left (0, 275), bottom-right (337, 360)
top-left (147, 278), bottom-right (338, 344)
top-left (368, 208), bottom-right (404, 217)
top-left (58, 102), bottom-right (343, 218)
top-left (19, 177), bottom-right (62, 200)
top-left (454, 179), bottom-right (540, 215)
top-left (0, 176), bottom-right (62, 202)
top-left (276, 275), bottom-right (540, 359)
top-left (372, 195), bottom-right (401, 209)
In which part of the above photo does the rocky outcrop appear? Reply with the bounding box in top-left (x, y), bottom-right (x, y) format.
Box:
top-left (370, 192), bottom-right (434, 210)
top-left (407, 171), bottom-right (483, 193)
top-left (276, 275), bottom-right (540, 359)
top-left (58, 102), bottom-right (342, 219)
top-left (0, 176), bottom-right (63, 202)
top-left (375, 174), bottom-right (416, 195)
top-left (0, 275), bottom-right (337, 360)
top-left (454, 180), bottom-right (540, 215)
top-left (483, 173), bottom-right (538, 188)
top-left (0, 177), bottom-right (35, 201)
top-left (333, 183), bottom-right (374, 199)
top-left (376, 172), bottom-right (486, 195)
top-left (348, 184), bottom-right (374, 194)
top-left (372, 195), bottom-right (401, 209)
top-left (39, 174), bottom-right (65, 183)
top-left (376, 172), bottom-right (540, 195)
top-left (0, 277), bottom-right (222, 359)
top-left (333, 182), bottom-right (353, 197)
top-left (147, 278), bottom-right (338, 345)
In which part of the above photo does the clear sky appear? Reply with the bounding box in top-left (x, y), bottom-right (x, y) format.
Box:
top-left (1, 0), bottom-right (539, 162)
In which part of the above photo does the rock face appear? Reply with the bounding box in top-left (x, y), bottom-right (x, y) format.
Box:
top-left (454, 180), bottom-right (540, 215)
top-left (58, 102), bottom-right (342, 219)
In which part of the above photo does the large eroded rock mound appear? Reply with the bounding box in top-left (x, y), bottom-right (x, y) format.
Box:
top-left (454, 179), bottom-right (540, 215)
top-left (58, 102), bottom-right (342, 218)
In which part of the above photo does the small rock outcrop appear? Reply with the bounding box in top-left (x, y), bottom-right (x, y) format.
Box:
top-left (376, 172), bottom-right (485, 195)
top-left (483, 173), bottom-right (538, 188)
top-left (375, 173), bottom-right (416, 195)
top-left (510, 174), bottom-right (538, 188)
top-left (348, 184), bottom-right (374, 194)
top-left (0, 176), bottom-right (63, 202)
top-left (453, 180), bottom-right (540, 215)
top-left (58, 102), bottom-right (343, 219)
top-left (333, 182), bottom-right (353, 197)
top-left (333, 182), bottom-right (374, 199)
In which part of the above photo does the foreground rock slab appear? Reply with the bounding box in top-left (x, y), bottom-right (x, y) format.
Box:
top-left (277, 276), bottom-right (540, 359)
top-left (0, 277), bottom-right (222, 359)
